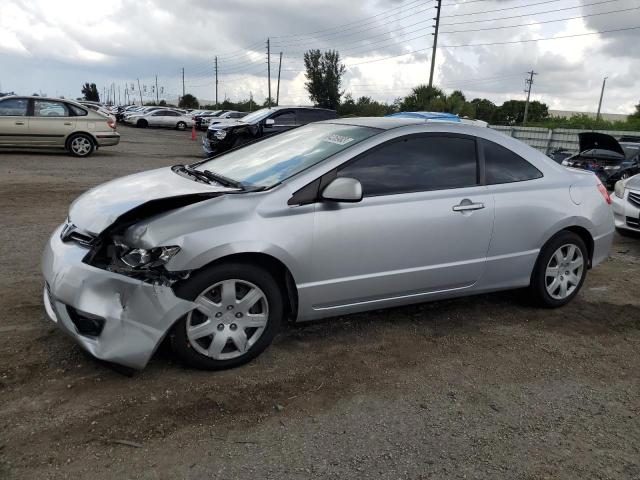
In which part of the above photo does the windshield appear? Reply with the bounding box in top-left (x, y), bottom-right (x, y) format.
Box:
top-left (240, 108), bottom-right (273, 124)
top-left (195, 123), bottom-right (379, 188)
top-left (620, 142), bottom-right (640, 160)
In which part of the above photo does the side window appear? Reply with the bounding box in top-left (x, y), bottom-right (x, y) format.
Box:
top-left (271, 111), bottom-right (296, 126)
top-left (338, 135), bottom-right (478, 197)
top-left (0, 98), bottom-right (28, 116)
top-left (483, 140), bottom-right (543, 184)
top-left (34, 100), bottom-right (69, 117)
top-left (167, 111), bottom-right (180, 117)
top-left (297, 110), bottom-right (323, 124)
top-left (68, 104), bottom-right (88, 116)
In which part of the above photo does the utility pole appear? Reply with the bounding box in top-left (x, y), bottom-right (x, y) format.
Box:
top-left (523, 70), bottom-right (537, 126)
top-left (181, 67), bottom-right (185, 101)
top-left (215, 56), bottom-right (219, 108)
top-left (155, 75), bottom-right (159, 104)
top-left (596, 76), bottom-right (608, 122)
top-left (137, 78), bottom-right (143, 105)
top-left (276, 52), bottom-right (283, 106)
top-left (250, 91), bottom-right (253, 112)
top-left (118, 85), bottom-right (121, 105)
top-left (428, 0), bottom-right (442, 88)
top-left (266, 38), bottom-right (272, 107)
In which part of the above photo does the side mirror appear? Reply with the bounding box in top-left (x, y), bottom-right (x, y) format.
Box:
top-left (321, 177), bottom-right (363, 203)
top-left (265, 118), bottom-right (275, 127)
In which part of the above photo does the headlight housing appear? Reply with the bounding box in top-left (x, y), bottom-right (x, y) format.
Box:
top-left (614, 180), bottom-right (626, 199)
top-left (214, 129), bottom-right (227, 140)
top-left (119, 245), bottom-right (181, 269)
top-left (604, 165), bottom-right (621, 171)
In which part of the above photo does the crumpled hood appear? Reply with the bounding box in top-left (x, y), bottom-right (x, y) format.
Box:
top-left (578, 132), bottom-right (625, 156)
top-left (69, 167), bottom-right (234, 234)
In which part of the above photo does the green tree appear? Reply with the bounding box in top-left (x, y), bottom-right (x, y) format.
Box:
top-left (469, 98), bottom-right (497, 122)
top-left (630, 101), bottom-right (640, 120)
top-left (81, 83), bottom-right (100, 102)
top-left (179, 93), bottom-right (199, 109)
top-left (262, 97), bottom-right (276, 108)
top-left (304, 49), bottom-right (346, 110)
top-left (492, 100), bottom-right (549, 125)
top-left (399, 84), bottom-right (446, 112)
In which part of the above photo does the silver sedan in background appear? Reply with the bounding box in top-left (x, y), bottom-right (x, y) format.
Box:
top-left (124, 108), bottom-right (194, 130)
top-left (42, 117), bottom-right (614, 370)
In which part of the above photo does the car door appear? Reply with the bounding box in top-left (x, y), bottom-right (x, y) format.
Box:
top-left (29, 100), bottom-right (76, 147)
top-left (0, 97), bottom-right (30, 146)
top-left (148, 110), bottom-right (168, 126)
top-left (308, 133), bottom-right (495, 312)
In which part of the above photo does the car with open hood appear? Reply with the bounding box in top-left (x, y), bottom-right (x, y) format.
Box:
top-left (562, 132), bottom-right (640, 188)
top-left (0, 95), bottom-right (119, 157)
top-left (42, 117), bottom-right (614, 371)
top-left (202, 106), bottom-right (338, 156)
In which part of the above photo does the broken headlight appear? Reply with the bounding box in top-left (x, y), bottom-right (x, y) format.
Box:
top-left (119, 245), bottom-right (181, 269)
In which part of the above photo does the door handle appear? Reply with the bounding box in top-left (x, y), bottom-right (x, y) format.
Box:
top-left (15, 121), bottom-right (25, 125)
top-left (64, 122), bottom-right (72, 125)
top-left (453, 200), bottom-right (485, 212)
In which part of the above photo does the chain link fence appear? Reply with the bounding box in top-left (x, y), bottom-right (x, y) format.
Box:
top-left (489, 126), bottom-right (640, 155)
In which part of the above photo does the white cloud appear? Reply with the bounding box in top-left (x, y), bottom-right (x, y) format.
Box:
top-left (0, 0), bottom-right (637, 114)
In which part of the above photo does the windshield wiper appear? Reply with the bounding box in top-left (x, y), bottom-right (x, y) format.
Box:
top-left (201, 169), bottom-right (245, 189)
top-left (174, 164), bottom-right (245, 189)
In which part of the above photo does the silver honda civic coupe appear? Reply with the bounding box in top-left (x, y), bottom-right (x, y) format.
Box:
top-left (42, 117), bottom-right (614, 370)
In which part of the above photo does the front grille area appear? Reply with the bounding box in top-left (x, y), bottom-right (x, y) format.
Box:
top-left (626, 216), bottom-right (640, 229)
top-left (628, 191), bottom-right (640, 209)
top-left (66, 306), bottom-right (105, 337)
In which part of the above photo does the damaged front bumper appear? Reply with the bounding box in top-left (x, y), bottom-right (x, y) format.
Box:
top-left (42, 224), bottom-right (196, 369)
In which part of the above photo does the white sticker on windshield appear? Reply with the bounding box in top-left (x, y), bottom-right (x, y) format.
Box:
top-left (324, 134), bottom-right (354, 145)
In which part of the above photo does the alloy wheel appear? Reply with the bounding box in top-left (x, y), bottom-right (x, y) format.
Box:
top-left (70, 136), bottom-right (92, 156)
top-left (186, 279), bottom-right (269, 360)
top-left (545, 244), bottom-right (584, 300)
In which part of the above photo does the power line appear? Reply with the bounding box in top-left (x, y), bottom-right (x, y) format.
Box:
top-left (345, 25), bottom-right (640, 66)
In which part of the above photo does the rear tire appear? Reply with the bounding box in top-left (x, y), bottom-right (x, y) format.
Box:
top-left (66, 134), bottom-right (95, 157)
top-left (529, 231), bottom-right (588, 308)
top-left (176, 121), bottom-right (187, 130)
top-left (170, 263), bottom-right (283, 370)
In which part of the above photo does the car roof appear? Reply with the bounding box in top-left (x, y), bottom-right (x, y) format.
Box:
top-left (319, 116), bottom-right (435, 130)
top-left (268, 106), bottom-right (337, 112)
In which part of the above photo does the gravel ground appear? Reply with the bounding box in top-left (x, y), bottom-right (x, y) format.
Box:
top-left (0, 126), bottom-right (639, 479)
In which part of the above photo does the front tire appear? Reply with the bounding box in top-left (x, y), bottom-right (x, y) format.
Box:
top-left (529, 231), bottom-right (588, 308)
top-left (170, 263), bottom-right (283, 370)
top-left (136, 119), bottom-right (148, 128)
top-left (67, 133), bottom-right (95, 157)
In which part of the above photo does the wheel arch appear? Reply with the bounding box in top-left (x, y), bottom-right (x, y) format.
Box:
top-left (173, 251), bottom-right (299, 323)
top-left (539, 225), bottom-right (595, 269)
top-left (65, 131), bottom-right (98, 149)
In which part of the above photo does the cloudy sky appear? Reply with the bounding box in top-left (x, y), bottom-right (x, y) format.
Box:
top-left (1, 0), bottom-right (638, 113)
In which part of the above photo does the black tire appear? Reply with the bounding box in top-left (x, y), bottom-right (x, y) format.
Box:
top-left (170, 263), bottom-right (283, 370)
top-left (66, 133), bottom-right (95, 157)
top-left (176, 121), bottom-right (187, 130)
top-left (136, 119), bottom-right (148, 128)
top-left (529, 231), bottom-right (588, 308)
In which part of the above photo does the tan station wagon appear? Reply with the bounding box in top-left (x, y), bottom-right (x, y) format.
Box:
top-left (0, 96), bottom-right (120, 157)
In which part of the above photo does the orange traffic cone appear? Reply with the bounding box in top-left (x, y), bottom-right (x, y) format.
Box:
top-left (191, 123), bottom-right (196, 141)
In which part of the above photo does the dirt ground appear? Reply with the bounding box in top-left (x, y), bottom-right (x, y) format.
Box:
top-left (1, 126), bottom-right (639, 479)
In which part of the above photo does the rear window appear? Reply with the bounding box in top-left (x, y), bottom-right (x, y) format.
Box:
top-left (483, 140), bottom-right (543, 184)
